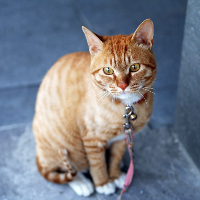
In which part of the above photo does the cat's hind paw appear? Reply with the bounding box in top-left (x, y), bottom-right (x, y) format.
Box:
top-left (96, 182), bottom-right (116, 195)
top-left (69, 172), bottom-right (94, 197)
top-left (114, 173), bottom-right (126, 189)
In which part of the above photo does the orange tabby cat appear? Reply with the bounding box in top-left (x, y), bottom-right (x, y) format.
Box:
top-left (33, 19), bottom-right (156, 196)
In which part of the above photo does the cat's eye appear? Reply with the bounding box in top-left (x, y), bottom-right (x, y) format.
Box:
top-left (130, 63), bottom-right (140, 72)
top-left (103, 67), bottom-right (114, 75)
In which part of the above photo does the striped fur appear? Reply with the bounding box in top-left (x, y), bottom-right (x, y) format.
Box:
top-left (33, 19), bottom-right (156, 195)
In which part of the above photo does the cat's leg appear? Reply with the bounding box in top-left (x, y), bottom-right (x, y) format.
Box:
top-left (59, 149), bottom-right (94, 197)
top-left (83, 138), bottom-right (116, 195)
top-left (109, 139), bottom-right (127, 189)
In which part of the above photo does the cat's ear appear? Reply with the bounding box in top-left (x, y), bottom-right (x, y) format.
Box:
top-left (132, 19), bottom-right (154, 49)
top-left (82, 26), bottom-right (104, 56)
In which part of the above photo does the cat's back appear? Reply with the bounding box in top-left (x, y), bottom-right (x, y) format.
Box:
top-left (46, 51), bottom-right (91, 86)
top-left (37, 51), bottom-right (91, 102)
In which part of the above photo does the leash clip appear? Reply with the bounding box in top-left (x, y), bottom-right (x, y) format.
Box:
top-left (123, 105), bottom-right (134, 133)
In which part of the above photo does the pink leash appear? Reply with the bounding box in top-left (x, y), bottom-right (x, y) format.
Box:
top-left (117, 105), bottom-right (136, 200)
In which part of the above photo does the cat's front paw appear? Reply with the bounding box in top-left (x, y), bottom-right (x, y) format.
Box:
top-left (96, 182), bottom-right (116, 195)
top-left (69, 172), bottom-right (94, 197)
top-left (113, 173), bottom-right (126, 189)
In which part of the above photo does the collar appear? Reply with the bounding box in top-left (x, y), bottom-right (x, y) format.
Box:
top-left (134, 93), bottom-right (147, 104)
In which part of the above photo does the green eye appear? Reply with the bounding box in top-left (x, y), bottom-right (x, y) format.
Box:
top-left (103, 67), bottom-right (114, 75)
top-left (130, 63), bottom-right (140, 72)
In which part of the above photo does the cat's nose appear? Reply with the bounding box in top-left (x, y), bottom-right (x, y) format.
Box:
top-left (117, 81), bottom-right (128, 90)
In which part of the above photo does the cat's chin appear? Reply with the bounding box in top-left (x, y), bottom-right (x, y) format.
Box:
top-left (116, 92), bottom-right (141, 105)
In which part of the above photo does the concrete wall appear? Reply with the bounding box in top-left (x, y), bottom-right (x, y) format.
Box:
top-left (175, 0), bottom-right (200, 168)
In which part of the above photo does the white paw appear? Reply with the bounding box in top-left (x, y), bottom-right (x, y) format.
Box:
top-left (114, 173), bottom-right (126, 189)
top-left (96, 182), bottom-right (116, 195)
top-left (69, 172), bottom-right (94, 197)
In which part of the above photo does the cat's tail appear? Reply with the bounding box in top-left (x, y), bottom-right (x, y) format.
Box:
top-left (36, 154), bottom-right (77, 184)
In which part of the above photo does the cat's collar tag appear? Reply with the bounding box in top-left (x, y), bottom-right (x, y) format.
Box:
top-left (123, 105), bottom-right (136, 133)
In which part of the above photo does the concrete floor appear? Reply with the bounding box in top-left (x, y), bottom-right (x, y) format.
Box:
top-left (1, 124), bottom-right (200, 200)
top-left (1, 0), bottom-right (200, 200)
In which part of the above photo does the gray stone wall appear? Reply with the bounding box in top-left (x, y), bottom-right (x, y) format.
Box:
top-left (175, 0), bottom-right (200, 168)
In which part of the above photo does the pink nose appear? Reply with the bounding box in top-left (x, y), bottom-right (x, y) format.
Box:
top-left (117, 81), bottom-right (128, 90)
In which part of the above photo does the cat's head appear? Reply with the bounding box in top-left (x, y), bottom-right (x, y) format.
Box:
top-left (82, 19), bottom-right (156, 105)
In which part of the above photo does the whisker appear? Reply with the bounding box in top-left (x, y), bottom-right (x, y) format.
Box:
top-left (97, 91), bottom-right (108, 103)
top-left (96, 87), bottom-right (108, 99)
top-left (141, 88), bottom-right (155, 94)
top-left (97, 86), bottom-right (107, 93)
top-left (97, 90), bottom-right (106, 97)
top-left (111, 97), bottom-right (114, 114)
top-left (99, 92), bottom-right (110, 108)
top-left (137, 90), bottom-right (148, 107)
top-left (111, 97), bottom-right (117, 117)
top-left (89, 91), bottom-right (105, 101)
top-left (111, 97), bottom-right (115, 117)
top-left (144, 87), bottom-right (154, 90)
